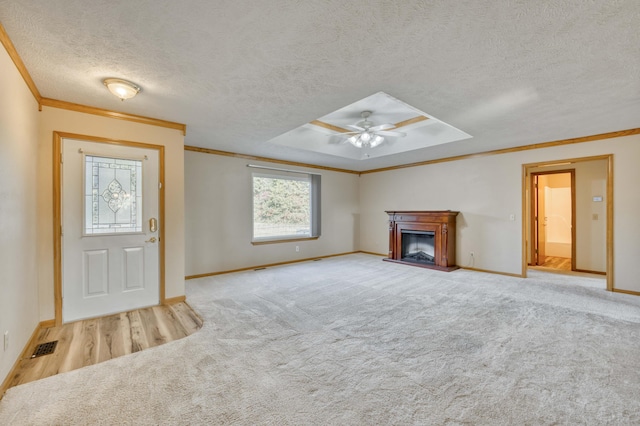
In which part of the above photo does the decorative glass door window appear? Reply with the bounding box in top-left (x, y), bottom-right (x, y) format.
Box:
top-left (84, 155), bottom-right (143, 235)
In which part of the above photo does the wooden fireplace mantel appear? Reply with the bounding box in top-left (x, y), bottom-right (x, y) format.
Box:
top-left (384, 210), bottom-right (459, 272)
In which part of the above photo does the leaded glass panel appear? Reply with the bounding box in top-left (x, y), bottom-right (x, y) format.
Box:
top-left (84, 155), bottom-right (143, 235)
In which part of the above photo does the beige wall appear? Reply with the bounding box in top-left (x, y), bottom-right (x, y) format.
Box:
top-left (37, 107), bottom-right (186, 320)
top-left (0, 46), bottom-right (40, 383)
top-left (574, 160), bottom-right (607, 272)
top-left (359, 135), bottom-right (640, 292)
top-left (184, 151), bottom-right (360, 275)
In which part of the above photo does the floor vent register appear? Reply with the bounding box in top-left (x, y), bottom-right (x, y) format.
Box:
top-left (31, 341), bottom-right (58, 358)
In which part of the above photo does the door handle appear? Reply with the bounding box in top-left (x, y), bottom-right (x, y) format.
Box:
top-left (145, 237), bottom-right (157, 243)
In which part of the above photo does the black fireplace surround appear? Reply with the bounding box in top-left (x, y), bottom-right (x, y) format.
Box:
top-left (401, 230), bottom-right (435, 264)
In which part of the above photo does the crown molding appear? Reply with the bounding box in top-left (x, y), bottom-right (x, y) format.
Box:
top-left (40, 98), bottom-right (186, 135)
top-left (184, 145), bottom-right (360, 175)
top-left (0, 22), bottom-right (41, 102)
top-left (1, 23), bottom-right (186, 134)
top-left (359, 128), bottom-right (640, 174)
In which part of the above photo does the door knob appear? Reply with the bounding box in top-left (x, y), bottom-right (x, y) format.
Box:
top-left (145, 237), bottom-right (157, 243)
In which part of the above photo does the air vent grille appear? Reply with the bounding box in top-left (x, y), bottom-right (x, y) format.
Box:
top-left (31, 341), bottom-right (58, 358)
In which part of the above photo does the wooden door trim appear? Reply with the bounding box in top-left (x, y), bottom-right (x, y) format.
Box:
top-left (53, 132), bottom-right (166, 326)
top-left (522, 155), bottom-right (613, 291)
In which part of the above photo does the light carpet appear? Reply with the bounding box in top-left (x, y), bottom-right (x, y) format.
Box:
top-left (1, 254), bottom-right (640, 425)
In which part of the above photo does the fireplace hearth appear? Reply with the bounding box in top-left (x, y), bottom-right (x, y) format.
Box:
top-left (385, 211), bottom-right (459, 271)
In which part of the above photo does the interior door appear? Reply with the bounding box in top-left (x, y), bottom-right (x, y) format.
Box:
top-left (536, 176), bottom-right (546, 265)
top-left (62, 138), bottom-right (160, 322)
top-left (531, 174), bottom-right (547, 265)
top-left (532, 174), bottom-right (540, 264)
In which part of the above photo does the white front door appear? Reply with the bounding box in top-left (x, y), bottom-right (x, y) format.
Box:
top-left (62, 138), bottom-right (160, 322)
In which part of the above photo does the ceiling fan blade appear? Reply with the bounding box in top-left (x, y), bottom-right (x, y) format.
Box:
top-left (346, 124), bottom-right (365, 132)
top-left (326, 134), bottom-right (349, 145)
top-left (332, 131), bottom-right (359, 136)
top-left (369, 123), bottom-right (394, 132)
top-left (376, 130), bottom-right (406, 137)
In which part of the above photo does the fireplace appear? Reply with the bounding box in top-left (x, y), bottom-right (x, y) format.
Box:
top-left (385, 211), bottom-right (459, 271)
top-left (401, 231), bottom-right (435, 264)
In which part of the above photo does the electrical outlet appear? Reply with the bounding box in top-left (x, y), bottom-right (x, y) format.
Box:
top-left (470, 251), bottom-right (474, 257)
top-left (295, 245), bottom-right (300, 252)
top-left (4, 331), bottom-right (8, 351)
top-left (509, 214), bottom-right (516, 221)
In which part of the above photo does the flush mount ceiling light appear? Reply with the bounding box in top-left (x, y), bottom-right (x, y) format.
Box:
top-left (344, 111), bottom-right (406, 148)
top-left (103, 78), bottom-right (141, 101)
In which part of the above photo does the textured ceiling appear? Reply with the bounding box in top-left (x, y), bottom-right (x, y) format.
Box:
top-left (1, 0), bottom-right (639, 171)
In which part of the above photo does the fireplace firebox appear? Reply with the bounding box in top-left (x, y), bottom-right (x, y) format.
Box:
top-left (385, 211), bottom-right (459, 271)
top-left (401, 230), bottom-right (436, 264)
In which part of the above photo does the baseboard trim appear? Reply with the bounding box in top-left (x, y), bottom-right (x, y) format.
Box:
top-left (185, 251), bottom-right (360, 280)
top-left (460, 266), bottom-right (525, 278)
top-left (359, 251), bottom-right (387, 257)
top-left (612, 288), bottom-right (640, 297)
top-left (0, 322), bottom-right (43, 400)
top-left (164, 296), bottom-right (186, 304)
top-left (185, 252), bottom-right (528, 280)
top-left (39, 319), bottom-right (55, 329)
top-left (574, 268), bottom-right (607, 276)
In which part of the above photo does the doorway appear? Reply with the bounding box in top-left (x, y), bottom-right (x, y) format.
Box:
top-left (54, 132), bottom-right (166, 325)
top-left (531, 170), bottom-right (575, 271)
top-left (522, 155), bottom-right (612, 291)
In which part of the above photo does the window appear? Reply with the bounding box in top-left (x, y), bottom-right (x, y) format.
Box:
top-left (84, 155), bottom-right (143, 235)
top-left (252, 170), bottom-right (321, 242)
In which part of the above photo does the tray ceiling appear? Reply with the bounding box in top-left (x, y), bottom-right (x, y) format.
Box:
top-left (0, 1), bottom-right (639, 171)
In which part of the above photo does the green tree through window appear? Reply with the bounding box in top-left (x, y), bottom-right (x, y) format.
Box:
top-left (252, 172), bottom-right (320, 241)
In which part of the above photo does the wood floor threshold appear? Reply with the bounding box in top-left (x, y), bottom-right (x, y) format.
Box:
top-left (2, 302), bottom-right (202, 395)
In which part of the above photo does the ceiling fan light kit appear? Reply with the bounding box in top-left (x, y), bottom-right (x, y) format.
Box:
top-left (345, 110), bottom-right (406, 149)
top-left (347, 133), bottom-right (385, 148)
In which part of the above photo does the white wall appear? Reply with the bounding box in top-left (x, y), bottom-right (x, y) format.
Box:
top-left (37, 108), bottom-right (185, 320)
top-left (539, 174), bottom-right (572, 258)
top-left (0, 45), bottom-right (40, 383)
top-left (359, 136), bottom-right (640, 292)
top-left (184, 151), bottom-right (360, 275)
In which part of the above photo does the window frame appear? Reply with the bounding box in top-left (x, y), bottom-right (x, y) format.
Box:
top-left (251, 170), bottom-right (321, 244)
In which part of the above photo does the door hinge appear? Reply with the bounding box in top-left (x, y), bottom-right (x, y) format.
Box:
top-left (535, 249), bottom-right (538, 254)
top-left (60, 153), bottom-right (63, 164)
top-left (158, 182), bottom-right (162, 189)
top-left (60, 225), bottom-right (63, 236)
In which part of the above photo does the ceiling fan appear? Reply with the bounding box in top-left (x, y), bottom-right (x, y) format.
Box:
top-left (342, 111), bottom-right (406, 148)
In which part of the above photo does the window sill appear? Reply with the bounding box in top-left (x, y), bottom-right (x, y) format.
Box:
top-left (251, 236), bottom-right (319, 246)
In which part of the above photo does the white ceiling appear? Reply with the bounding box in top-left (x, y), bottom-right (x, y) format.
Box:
top-left (270, 91), bottom-right (472, 160)
top-left (1, 1), bottom-right (639, 172)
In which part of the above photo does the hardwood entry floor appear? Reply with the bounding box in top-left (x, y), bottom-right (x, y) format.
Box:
top-left (6, 302), bottom-right (203, 390)
top-left (540, 256), bottom-right (572, 271)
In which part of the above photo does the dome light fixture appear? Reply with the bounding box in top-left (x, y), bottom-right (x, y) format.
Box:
top-left (103, 78), bottom-right (141, 101)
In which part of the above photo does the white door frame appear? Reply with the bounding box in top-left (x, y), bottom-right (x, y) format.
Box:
top-left (53, 131), bottom-right (166, 326)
